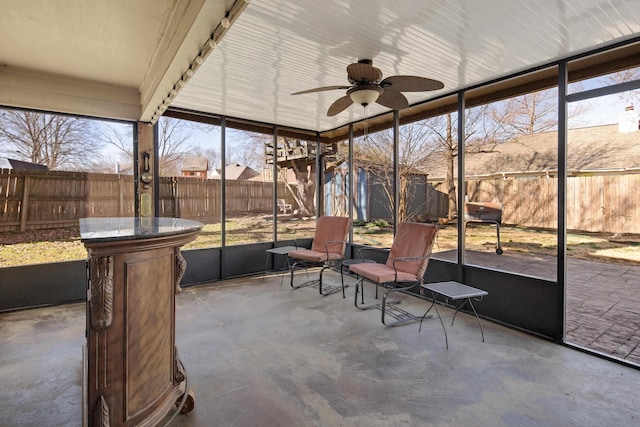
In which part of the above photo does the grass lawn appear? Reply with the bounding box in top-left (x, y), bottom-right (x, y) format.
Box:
top-left (1, 215), bottom-right (639, 267)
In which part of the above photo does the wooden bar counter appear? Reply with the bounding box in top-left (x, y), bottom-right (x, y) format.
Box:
top-left (80, 217), bottom-right (202, 427)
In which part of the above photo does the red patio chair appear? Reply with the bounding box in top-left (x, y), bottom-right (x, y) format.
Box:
top-left (349, 222), bottom-right (437, 325)
top-left (288, 216), bottom-right (350, 296)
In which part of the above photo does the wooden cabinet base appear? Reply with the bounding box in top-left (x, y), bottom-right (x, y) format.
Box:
top-left (80, 218), bottom-right (202, 427)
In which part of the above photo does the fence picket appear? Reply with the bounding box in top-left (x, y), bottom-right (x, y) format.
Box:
top-left (0, 170), bottom-right (291, 232)
top-left (1, 169), bottom-right (639, 234)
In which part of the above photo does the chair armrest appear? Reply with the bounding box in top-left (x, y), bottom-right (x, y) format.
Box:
top-left (391, 255), bottom-right (430, 283)
top-left (324, 239), bottom-right (348, 257)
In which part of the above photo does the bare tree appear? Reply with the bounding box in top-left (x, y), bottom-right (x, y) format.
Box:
top-left (227, 130), bottom-right (267, 171)
top-left (97, 124), bottom-right (132, 158)
top-left (188, 146), bottom-right (220, 172)
top-left (490, 87), bottom-right (592, 137)
top-left (96, 123), bottom-right (134, 172)
top-left (99, 117), bottom-right (204, 175)
top-left (422, 113), bottom-right (459, 220)
top-left (157, 117), bottom-right (202, 175)
top-left (282, 164), bottom-right (316, 216)
top-left (606, 66), bottom-right (640, 107)
top-left (0, 109), bottom-right (99, 170)
top-left (491, 91), bottom-right (558, 136)
top-left (354, 122), bottom-right (438, 223)
top-left (414, 105), bottom-right (500, 220)
top-left (237, 131), bottom-right (317, 217)
top-left (278, 137), bottom-right (317, 217)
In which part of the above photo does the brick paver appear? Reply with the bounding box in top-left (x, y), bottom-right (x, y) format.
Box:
top-left (433, 249), bottom-right (640, 363)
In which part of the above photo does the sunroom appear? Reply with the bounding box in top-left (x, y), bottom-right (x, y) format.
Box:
top-left (2, 0), bottom-right (640, 425)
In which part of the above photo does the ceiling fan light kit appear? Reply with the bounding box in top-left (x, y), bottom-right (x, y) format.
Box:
top-left (292, 59), bottom-right (444, 116)
top-left (348, 85), bottom-right (383, 106)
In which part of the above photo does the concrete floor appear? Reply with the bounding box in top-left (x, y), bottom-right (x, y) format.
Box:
top-left (2, 270), bottom-right (640, 426)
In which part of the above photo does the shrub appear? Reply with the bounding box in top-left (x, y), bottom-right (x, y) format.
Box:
top-left (372, 219), bottom-right (390, 228)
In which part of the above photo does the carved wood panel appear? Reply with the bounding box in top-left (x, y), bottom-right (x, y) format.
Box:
top-left (89, 256), bottom-right (113, 329)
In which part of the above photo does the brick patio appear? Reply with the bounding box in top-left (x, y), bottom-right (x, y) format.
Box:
top-left (432, 249), bottom-right (640, 364)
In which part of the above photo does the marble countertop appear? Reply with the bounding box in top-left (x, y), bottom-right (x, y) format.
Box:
top-left (79, 217), bottom-right (203, 242)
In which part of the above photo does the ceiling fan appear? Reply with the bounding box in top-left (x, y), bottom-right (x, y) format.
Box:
top-left (292, 59), bottom-right (444, 116)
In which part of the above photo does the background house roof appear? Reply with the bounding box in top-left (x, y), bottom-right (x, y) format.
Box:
top-left (215, 164), bottom-right (260, 181)
top-left (423, 124), bottom-right (640, 179)
top-left (181, 157), bottom-right (209, 173)
top-left (0, 157), bottom-right (48, 171)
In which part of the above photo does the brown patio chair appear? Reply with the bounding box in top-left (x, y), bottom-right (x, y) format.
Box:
top-left (349, 222), bottom-right (438, 326)
top-left (288, 216), bottom-right (351, 296)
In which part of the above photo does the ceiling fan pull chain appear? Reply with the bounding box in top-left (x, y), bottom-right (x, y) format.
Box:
top-left (363, 106), bottom-right (369, 141)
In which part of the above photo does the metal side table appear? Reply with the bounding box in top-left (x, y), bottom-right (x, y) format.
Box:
top-left (264, 246), bottom-right (298, 285)
top-left (419, 281), bottom-right (488, 349)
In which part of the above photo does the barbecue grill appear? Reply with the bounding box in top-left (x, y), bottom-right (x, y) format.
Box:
top-left (464, 201), bottom-right (503, 255)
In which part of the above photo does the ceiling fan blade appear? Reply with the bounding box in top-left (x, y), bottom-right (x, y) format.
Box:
top-left (376, 90), bottom-right (409, 110)
top-left (380, 75), bottom-right (444, 92)
top-left (292, 85), bottom-right (351, 95)
top-left (347, 62), bottom-right (383, 83)
top-left (327, 96), bottom-right (354, 116)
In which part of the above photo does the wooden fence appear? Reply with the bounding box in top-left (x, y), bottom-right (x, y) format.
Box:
top-left (424, 173), bottom-right (640, 234)
top-left (2, 168), bottom-right (639, 235)
top-left (0, 169), bottom-right (288, 232)
top-left (0, 169), bottom-right (135, 232)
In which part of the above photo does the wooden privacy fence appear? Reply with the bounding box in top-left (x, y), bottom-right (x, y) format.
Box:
top-left (0, 169), bottom-right (135, 232)
top-left (159, 177), bottom-right (287, 222)
top-left (424, 173), bottom-right (640, 234)
top-left (0, 169), bottom-right (289, 232)
top-left (2, 168), bottom-right (639, 234)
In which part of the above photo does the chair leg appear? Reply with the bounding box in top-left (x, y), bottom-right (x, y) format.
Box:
top-left (354, 277), bottom-right (370, 309)
top-left (381, 290), bottom-right (401, 325)
top-left (318, 261), bottom-right (347, 297)
top-left (379, 284), bottom-right (424, 327)
top-left (381, 291), bottom-right (389, 324)
top-left (290, 260), bottom-right (317, 290)
top-left (354, 276), bottom-right (359, 306)
top-left (289, 261), bottom-right (296, 288)
top-left (354, 278), bottom-right (385, 311)
top-left (318, 264), bottom-right (328, 295)
top-left (340, 260), bottom-right (347, 298)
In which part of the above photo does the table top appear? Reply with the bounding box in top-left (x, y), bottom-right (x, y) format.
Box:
top-left (421, 281), bottom-right (488, 300)
top-left (79, 217), bottom-right (203, 242)
top-left (266, 245), bottom-right (299, 255)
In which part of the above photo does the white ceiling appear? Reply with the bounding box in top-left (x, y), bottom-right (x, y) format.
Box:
top-left (1, 0), bottom-right (640, 131)
top-left (173, 0), bottom-right (640, 132)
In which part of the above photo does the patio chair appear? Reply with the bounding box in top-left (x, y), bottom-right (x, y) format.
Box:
top-left (349, 222), bottom-right (438, 326)
top-left (277, 199), bottom-right (292, 214)
top-left (288, 216), bottom-right (350, 296)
